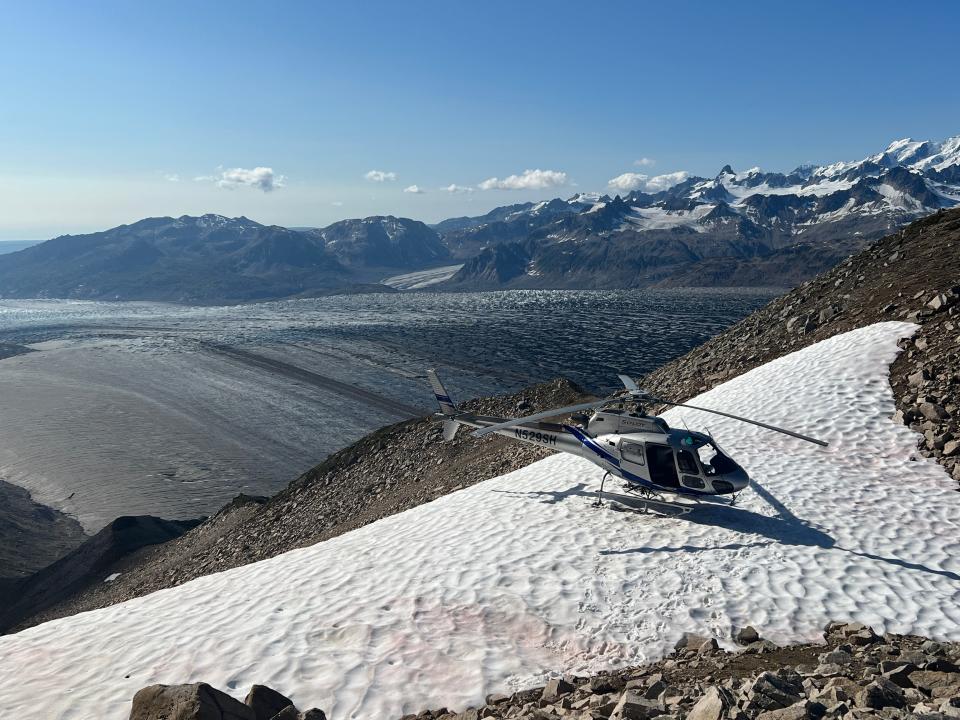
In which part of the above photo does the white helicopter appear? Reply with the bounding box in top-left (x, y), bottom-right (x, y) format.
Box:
top-left (427, 370), bottom-right (827, 509)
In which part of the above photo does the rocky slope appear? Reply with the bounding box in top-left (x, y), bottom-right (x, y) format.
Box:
top-left (640, 207), bottom-right (960, 486)
top-left (391, 622), bottom-right (960, 720)
top-left (11, 379), bottom-right (591, 631)
top-left (0, 479), bottom-right (85, 582)
top-left (0, 514), bottom-right (200, 633)
top-left (129, 622), bottom-right (960, 720)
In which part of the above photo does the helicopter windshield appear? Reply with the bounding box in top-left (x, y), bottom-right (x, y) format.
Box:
top-left (695, 442), bottom-right (737, 476)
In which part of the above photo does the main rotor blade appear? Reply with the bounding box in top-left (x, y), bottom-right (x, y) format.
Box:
top-left (617, 373), bottom-right (639, 393)
top-left (470, 399), bottom-right (612, 438)
top-left (652, 397), bottom-right (829, 447)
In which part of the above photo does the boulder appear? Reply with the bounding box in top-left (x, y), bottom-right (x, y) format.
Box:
top-left (849, 628), bottom-right (881, 647)
top-left (609, 689), bottom-right (663, 720)
top-left (542, 677), bottom-right (575, 702)
top-left (921, 641), bottom-right (945, 656)
top-left (130, 683), bottom-right (256, 720)
top-left (919, 403), bottom-right (950, 422)
top-left (744, 672), bottom-right (805, 712)
top-left (756, 700), bottom-right (826, 720)
top-left (941, 697), bottom-right (960, 719)
top-left (245, 685), bottom-right (295, 720)
top-left (641, 679), bottom-right (667, 700)
top-left (687, 687), bottom-right (731, 720)
top-left (675, 633), bottom-right (711, 652)
top-left (268, 707), bottom-right (324, 720)
top-left (270, 709), bottom-right (299, 720)
top-left (819, 650), bottom-right (853, 666)
top-left (590, 675), bottom-right (626, 694)
top-left (746, 640), bottom-right (780, 654)
top-left (736, 626), bottom-right (761, 646)
top-left (699, 638), bottom-right (720, 653)
top-left (856, 678), bottom-right (905, 710)
top-left (880, 664), bottom-right (915, 688)
top-left (909, 670), bottom-right (960, 694)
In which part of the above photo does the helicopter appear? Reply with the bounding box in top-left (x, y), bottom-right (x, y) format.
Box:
top-left (427, 369), bottom-right (827, 509)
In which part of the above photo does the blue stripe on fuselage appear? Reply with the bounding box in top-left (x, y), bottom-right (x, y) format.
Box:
top-left (561, 424), bottom-right (713, 497)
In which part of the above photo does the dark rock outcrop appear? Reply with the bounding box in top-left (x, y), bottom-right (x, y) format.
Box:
top-left (130, 683), bottom-right (255, 720)
top-left (0, 514), bottom-right (200, 633)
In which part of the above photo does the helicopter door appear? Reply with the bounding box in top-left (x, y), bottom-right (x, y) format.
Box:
top-left (645, 444), bottom-right (679, 488)
top-left (619, 440), bottom-right (646, 478)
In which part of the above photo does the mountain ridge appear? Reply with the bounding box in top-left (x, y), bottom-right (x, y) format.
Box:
top-left (1, 135), bottom-right (957, 301)
top-left (441, 135), bottom-right (960, 290)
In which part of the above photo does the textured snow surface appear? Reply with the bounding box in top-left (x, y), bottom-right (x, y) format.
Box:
top-left (2, 322), bottom-right (959, 720)
top-left (381, 264), bottom-right (464, 290)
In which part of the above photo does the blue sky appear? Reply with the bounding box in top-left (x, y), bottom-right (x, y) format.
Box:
top-left (0, 0), bottom-right (957, 238)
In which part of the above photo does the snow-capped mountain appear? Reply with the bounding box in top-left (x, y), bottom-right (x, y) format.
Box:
top-left (305, 215), bottom-right (448, 270)
top-left (442, 136), bottom-right (960, 289)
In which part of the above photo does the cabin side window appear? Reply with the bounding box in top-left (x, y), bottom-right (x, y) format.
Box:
top-left (676, 449), bottom-right (699, 474)
top-left (620, 441), bottom-right (645, 465)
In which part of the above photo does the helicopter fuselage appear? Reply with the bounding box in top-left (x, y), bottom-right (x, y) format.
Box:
top-left (448, 408), bottom-right (750, 497)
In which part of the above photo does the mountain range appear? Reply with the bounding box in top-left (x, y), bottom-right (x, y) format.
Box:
top-left (0, 136), bottom-right (957, 301)
top-left (441, 135), bottom-right (960, 289)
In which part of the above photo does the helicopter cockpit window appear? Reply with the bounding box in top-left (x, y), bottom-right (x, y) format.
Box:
top-left (696, 442), bottom-right (736, 476)
top-left (620, 441), bottom-right (645, 465)
top-left (676, 449), bottom-right (699, 474)
top-left (696, 444), bottom-right (719, 475)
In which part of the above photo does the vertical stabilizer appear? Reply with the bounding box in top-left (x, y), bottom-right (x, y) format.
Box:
top-left (427, 369), bottom-right (458, 416)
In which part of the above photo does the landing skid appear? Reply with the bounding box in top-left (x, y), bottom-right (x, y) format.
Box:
top-left (593, 475), bottom-right (693, 516)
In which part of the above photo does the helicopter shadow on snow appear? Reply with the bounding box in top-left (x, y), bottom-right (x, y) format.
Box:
top-left (494, 481), bottom-right (960, 582)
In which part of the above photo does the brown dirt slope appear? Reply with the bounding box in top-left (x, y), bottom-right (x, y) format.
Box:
top-left (642, 207), bottom-right (960, 485)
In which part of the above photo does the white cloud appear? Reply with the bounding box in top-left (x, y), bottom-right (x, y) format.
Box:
top-left (164, 173), bottom-right (180, 182)
top-left (403, 184), bottom-right (425, 194)
top-left (197, 167), bottom-right (284, 192)
top-left (607, 170), bottom-right (689, 193)
top-left (644, 171), bottom-right (690, 191)
top-left (365, 170), bottom-right (397, 183)
top-left (478, 169), bottom-right (568, 191)
top-left (444, 184), bottom-right (474, 194)
top-left (607, 173), bottom-right (649, 192)
top-left (634, 157), bottom-right (655, 167)
top-left (331, 201), bottom-right (344, 207)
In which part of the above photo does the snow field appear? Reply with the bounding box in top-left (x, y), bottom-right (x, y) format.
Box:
top-left (0, 322), bottom-right (958, 720)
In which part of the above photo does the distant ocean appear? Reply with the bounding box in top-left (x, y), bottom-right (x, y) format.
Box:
top-left (0, 240), bottom-right (41, 255)
top-left (0, 288), bottom-right (778, 531)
